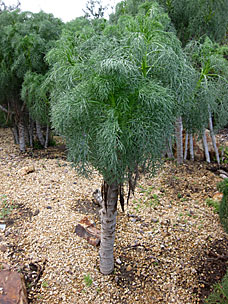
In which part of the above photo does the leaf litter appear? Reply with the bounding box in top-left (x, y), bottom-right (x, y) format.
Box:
top-left (0, 128), bottom-right (228, 303)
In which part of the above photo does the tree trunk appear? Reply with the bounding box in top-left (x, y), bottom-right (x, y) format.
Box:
top-left (44, 124), bottom-right (49, 149)
top-left (184, 132), bottom-right (189, 160)
top-left (11, 126), bottom-right (19, 145)
top-left (202, 129), bottom-right (210, 163)
top-left (99, 181), bottom-right (118, 275)
top-left (175, 116), bottom-right (183, 164)
top-left (166, 136), bottom-right (174, 158)
top-left (28, 118), bottom-right (34, 148)
top-left (208, 112), bottom-right (220, 165)
top-left (36, 121), bottom-right (45, 147)
top-left (189, 133), bottom-right (194, 161)
top-left (18, 120), bottom-right (26, 152)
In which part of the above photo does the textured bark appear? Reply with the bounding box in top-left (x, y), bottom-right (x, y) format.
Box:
top-left (18, 120), bottom-right (26, 152)
top-left (208, 112), bottom-right (220, 165)
top-left (44, 124), bottom-right (49, 149)
top-left (189, 133), bottom-right (194, 161)
top-left (28, 118), bottom-right (34, 148)
top-left (166, 136), bottom-right (174, 158)
top-left (184, 133), bottom-right (189, 160)
top-left (175, 116), bottom-right (183, 164)
top-left (202, 129), bottom-right (210, 163)
top-left (99, 182), bottom-right (118, 275)
top-left (11, 126), bottom-right (19, 145)
top-left (36, 121), bottom-right (45, 147)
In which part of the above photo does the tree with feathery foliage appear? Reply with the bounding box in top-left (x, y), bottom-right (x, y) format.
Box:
top-left (47, 2), bottom-right (196, 274)
top-left (0, 10), bottom-right (63, 151)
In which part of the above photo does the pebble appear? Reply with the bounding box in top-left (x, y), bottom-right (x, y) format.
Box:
top-left (0, 224), bottom-right (6, 231)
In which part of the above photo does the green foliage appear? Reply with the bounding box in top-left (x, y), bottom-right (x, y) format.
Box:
top-left (220, 146), bottom-right (228, 164)
top-left (0, 195), bottom-right (15, 219)
top-left (47, 5), bottom-right (196, 186)
top-left (205, 198), bottom-right (220, 214)
top-left (183, 37), bottom-right (228, 134)
top-left (83, 274), bottom-right (93, 287)
top-left (217, 179), bottom-right (228, 234)
top-left (205, 270), bottom-right (228, 304)
top-left (158, 0), bottom-right (228, 45)
top-left (21, 72), bottom-right (50, 125)
top-left (0, 10), bottom-right (63, 132)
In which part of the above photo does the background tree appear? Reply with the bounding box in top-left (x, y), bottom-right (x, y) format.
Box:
top-left (157, 0), bottom-right (228, 46)
top-left (184, 37), bottom-right (228, 163)
top-left (0, 0), bottom-right (20, 12)
top-left (0, 10), bottom-right (63, 151)
top-left (47, 3), bottom-right (196, 274)
top-left (83, 0), bottom-right (108, 19)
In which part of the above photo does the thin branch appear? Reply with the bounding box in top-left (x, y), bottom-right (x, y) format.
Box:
top-left (0, 104), bottom-right (15, 115)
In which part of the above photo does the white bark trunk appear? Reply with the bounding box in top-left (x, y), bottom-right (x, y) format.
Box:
top-left (44, 125), bottom-right (49, 149)
top-left (208, 112), bottom-right (220, 165)
top-left (166, 136), bottom-right (174, 158)
top-left (18, 120), bottom-right (26, 152)
top-left (11, 126), bottom-right (19, 145)
top-left (36, 121), bottom-right (45, 147)
top-left (202, 129), bottom-right (210, 163)
top-left (184, 133), bottom-right (189, 160)
top-left (99, 182), bottom-right (118, 275)
top-left (175, 116), bottom-right (183, 164)
top-left (28, 117), bottom-right (34, 148)
top-left (189, 134), bottom-right (194, 161)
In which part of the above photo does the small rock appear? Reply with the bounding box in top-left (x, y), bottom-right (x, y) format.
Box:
top-left (126, 265), bottom-right (132, 272)
top-left (151, 218), bottom-right (159, 223)
top-left (220, 174), bottom-right (228, 179)
top-left (33, 209), bottom-right (40, 216)
top-left (0, 245), bottom-right (7, 253)
top-left (0, 224), bottom-right (6, 232)
top-left (18, 165), bottom-right (35, 176)
top-left (4, 230), bottom-right (10, 237)
top-left (46, 206), bottom-right (52, 210)
top-left (130, 218), bottom-right (137, 223)
top-left (116, 258), bottom-right (122, 265)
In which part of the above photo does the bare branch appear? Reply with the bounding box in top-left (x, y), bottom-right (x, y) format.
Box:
top-left (0, 104), bottom-right (15, 114)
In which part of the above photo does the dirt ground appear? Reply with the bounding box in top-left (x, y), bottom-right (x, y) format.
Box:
top-left (0, 127), bottom-right (228, 304)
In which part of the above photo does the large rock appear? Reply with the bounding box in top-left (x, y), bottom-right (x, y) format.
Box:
top-left (0, 269), bottom-right (28, 304)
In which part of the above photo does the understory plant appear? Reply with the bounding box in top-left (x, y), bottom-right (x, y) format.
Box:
top-left (205, 270), bottom-right (228, 304)
top-left (217, 178), bottom-right (228, 234)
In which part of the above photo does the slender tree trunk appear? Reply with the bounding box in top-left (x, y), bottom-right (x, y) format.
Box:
top-left (36, 121), bottom-right (45, 147)
top-left (44, 124), bottom-right (49, 149)
top-left (208, 111), bottom-right (220, 165)
top-left (202, 129), bottom-right (210, 163)
top-left (166, 136), bottom-right (174, 158)
top-left (18, 120), bottom-right (26, 152)
top-left (189, 133), bottom-right (194, 161)
top-left (184, 133), bottom-right (189, 160)
top-left (11, 125), bottom-right (19, 145)
top-left (28, 118), bottom-right (34, 148)
top-left (175, 116), bottom-right (183, 164)
top-left (99, 181), bottom-right (118, 275)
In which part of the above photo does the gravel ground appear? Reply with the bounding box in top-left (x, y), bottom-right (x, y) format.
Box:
top-left (0, 128), bottom-right (227, 304)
